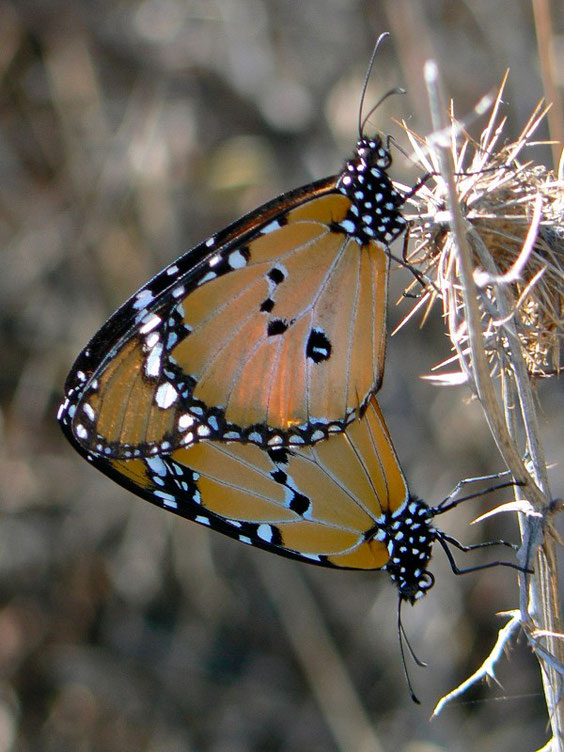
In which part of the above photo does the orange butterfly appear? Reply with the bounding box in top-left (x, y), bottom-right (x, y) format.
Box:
top-left (62, 395), bottom-right (436, 596)
top-left (60, 392), bottom-right (523, 604)
top-left (59, 126), bottom-right (407, 455)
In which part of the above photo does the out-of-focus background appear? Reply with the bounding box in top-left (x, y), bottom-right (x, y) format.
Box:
top-left (1, 1), bottom-right (562, 750)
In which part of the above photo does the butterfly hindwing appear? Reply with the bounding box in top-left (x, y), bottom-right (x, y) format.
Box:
top-left (77, 398), bottom-right (410, 570)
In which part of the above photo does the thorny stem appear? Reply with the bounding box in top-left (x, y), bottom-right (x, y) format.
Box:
top-left (424, 62), bottom-right (563, 748)
top-left (469, 228), bottom-right (550, 494)
top-left (425, 63), bottom-right (532, 488)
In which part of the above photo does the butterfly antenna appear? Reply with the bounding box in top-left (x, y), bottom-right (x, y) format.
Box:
top-left (358, 32), bottom-right (391, 139)
top-left (361, 88), bottom-right (406, 137)
top-left (397, 598), bottom-right (424, 704)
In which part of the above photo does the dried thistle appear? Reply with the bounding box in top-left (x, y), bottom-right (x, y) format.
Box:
top-left (397, 75), bottom-right (564, 380)
top-left (398, 66), bottom-right (564, 736)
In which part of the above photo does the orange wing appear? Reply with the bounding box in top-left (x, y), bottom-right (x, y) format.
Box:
top-left (73, 397), bottom-right (413, 570)
top-left (59, 137), bottom-right (407, 455)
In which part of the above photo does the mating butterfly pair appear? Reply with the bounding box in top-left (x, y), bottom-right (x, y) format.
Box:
top-left (58, 58), bottom-right (522, 620)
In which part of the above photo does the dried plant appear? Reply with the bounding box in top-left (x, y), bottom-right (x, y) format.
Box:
top-left (395, 69), bottom-right (563, 741)
top-left (398, 74), bottom-right (563, 380)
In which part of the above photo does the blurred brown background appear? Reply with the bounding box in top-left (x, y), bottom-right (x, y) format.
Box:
top-left (1, 1), bottom-right (563, 750)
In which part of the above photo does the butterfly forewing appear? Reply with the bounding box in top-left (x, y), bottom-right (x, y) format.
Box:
top-left (60, 137), bottom-right (406, 456)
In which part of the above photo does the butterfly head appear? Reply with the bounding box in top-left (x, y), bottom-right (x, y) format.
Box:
top-left (355, 135), bottom-right (392, 171)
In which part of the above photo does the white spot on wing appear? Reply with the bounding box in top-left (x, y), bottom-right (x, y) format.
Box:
top-left (154, 489), bottom-right (177, 503)
top-left (339, 219), bottom-right (356, 233)
top-left (146, 457), bottom-right (168, 477)
top-left (178, 413), bottom-right (195, 430)
top-left (145, 332), bottom-right (160, 349)
top-left (145, 343), bottom-right (163, 378)
top-left (199, 271), bottom-right (216, 285)
top-left (228, 250), bottom-right (248, 269)
top-left (133, 289), bottom-right (154, 309)
top-left (140, 314), bottom-right (162, 334)
top-left (289, 435), bottom-right (305, 444)
top-left (257, 524), bottom-right (274, 543)
top-left (155, 382), bottom-right (178, 409)
top-left (261, 219), bottom-right (282, 234)
top-left (82, 403), bottom-right (96, 421)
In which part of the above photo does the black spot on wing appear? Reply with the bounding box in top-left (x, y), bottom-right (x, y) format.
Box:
top-left (268, 447), bottom-right (290, 465)
top-left (267, 319), bottom-right (289, 336)
top-left (289, 491), bottom-right (310, 516)
top-left (268, 267), bottom-right (286, 285)
top-left (306, 328), bottom-right (332, 363)
top-left (239, 245), bottom-right (251, 263)
top-left (268, 525), bottom-right (284, 546)
top-left (271, 469), bottom-right (287, 484)
top-left (260, 298), bottom-right (275, 313)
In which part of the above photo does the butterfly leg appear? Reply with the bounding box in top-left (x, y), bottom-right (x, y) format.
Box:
top-left (435, 533), bottom-right (533, 575)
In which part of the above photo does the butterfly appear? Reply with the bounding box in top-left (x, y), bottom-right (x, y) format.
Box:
top-left (61, 394), bottom-right (434, 594)
top-left (59, 391), bottom-right (522, 601)
top-left (60, 387), bottom-right (527, 704)
top-left (58, 45), bottom-right (409, 457)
